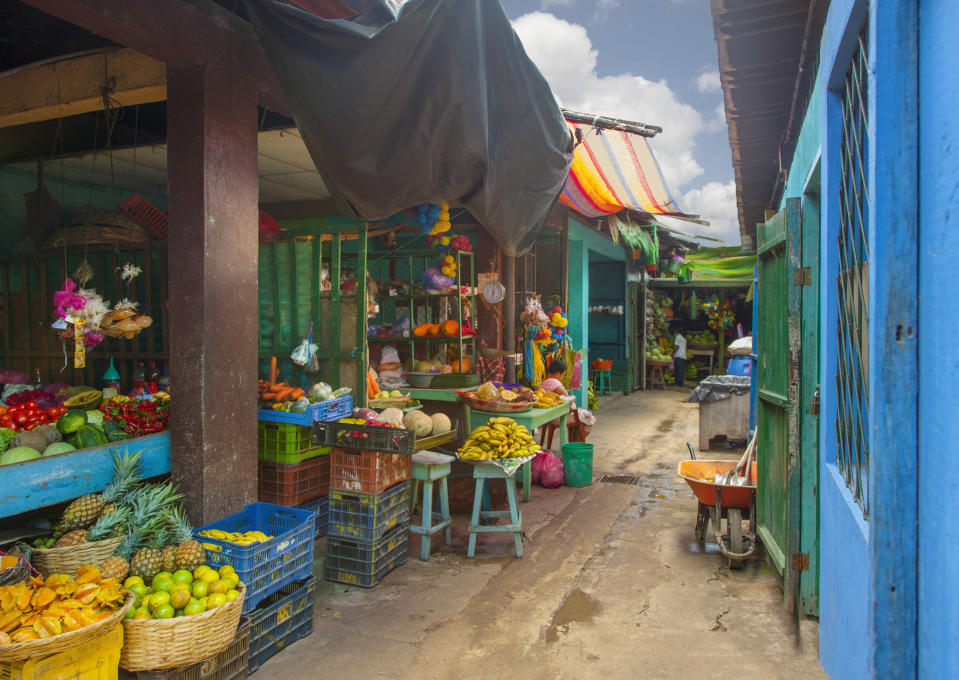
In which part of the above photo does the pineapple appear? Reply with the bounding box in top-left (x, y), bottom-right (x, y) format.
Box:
top-left (61, 450), bottom-right (143, 530)
top-left (55, 529), bottom-right (87, 547)
top-left (87, 505), bottom-right (132, 542)
top-left (161, 545), bottom-right (177, 573)
top-left (126, 482), bottom-right (181, 581)
top-left (167, 507), bottom-right (206, 572)
top-left (130, 536), bottom-right (165, 581)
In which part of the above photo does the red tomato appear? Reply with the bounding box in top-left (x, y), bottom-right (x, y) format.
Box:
top-left (36, 413), bottom-right (48, 425)
top-left (0, 406), bottom-right (7, 416)
top-left (14, 413), bottom-right (30, 426)
top-left (25, 401), bottom-right (38, 411)
top-left (0, 415), bottom-right (13, 429)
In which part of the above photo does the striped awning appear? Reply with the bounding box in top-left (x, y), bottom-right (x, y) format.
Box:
top-left (560, 121), bottom-right (687, 219)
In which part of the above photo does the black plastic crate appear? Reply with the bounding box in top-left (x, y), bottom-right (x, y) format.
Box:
top-left (328, 481), bottom-right (410, 541)
top-left (314, 422), bottom-right (414, 455)
top-left (325, 522), bottom-right (409, 588)
top-left (248, 580), bottom-right (314, 674)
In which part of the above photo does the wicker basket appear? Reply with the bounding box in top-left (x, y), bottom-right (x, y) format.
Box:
top-left (31, 537), bottom-right (124, 576)
top-left (458, 393), bottom-right (534, 413)
top-left (0, 592), bottom-right (133, 662)
top-left (688, 342), bottom-right (718, 351)
top-left (645, 359), bottom-right (672, 368)
top-left (119, 584), bottom-right (246, 671)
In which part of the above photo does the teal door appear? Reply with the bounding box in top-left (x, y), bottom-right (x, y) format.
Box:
top-left (756, 198), bottom-right (804, 613)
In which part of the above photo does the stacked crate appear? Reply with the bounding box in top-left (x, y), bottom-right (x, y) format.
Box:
top-left (318, 421), bottom-right (415, 588)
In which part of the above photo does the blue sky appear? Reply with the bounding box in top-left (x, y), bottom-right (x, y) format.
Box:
top-left (500, 0), bottom-right (739, 244)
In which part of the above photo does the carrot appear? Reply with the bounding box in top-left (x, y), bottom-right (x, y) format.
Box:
top-left (290, 388), bottom-right (306, 400)
top-left (269, 382), bottom-right (288, 391)
top-left (261, 391), bottom-right (278, 400)
top-left (270, 356), bottom-right (278, 385)
top-left (367, 371), bottom-right (380, 399)
top-left (274, 387), bottom-right (295, 401)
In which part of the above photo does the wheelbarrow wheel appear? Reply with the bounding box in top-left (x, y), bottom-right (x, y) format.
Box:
top-left (727, 508), bottom-right (744, 569)
top-left (695, 502), bottom-right (710, 542)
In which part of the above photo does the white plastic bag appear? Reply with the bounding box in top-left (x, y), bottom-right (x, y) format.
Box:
top-left (291, 339), bottom-right (317, 366)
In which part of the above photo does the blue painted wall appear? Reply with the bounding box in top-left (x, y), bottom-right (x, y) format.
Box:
top-left (918, 0), bottom-right (959, 677)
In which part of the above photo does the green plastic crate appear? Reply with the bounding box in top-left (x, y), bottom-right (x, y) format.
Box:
top-left (257, 421), bottom-right (330, 463)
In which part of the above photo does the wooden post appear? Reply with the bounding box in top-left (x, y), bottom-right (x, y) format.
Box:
top-left (166, 60), bottom-right (259, 525)
top-left (504, 255), bottom-right (516, 383)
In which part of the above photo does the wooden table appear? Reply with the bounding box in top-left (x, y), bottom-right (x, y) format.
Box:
top-left (465, 401), bottom-right (572, 501)
top-left (406, 387), bottom-right (476, 448)
top-left (687, 348), bottom-right (716, 375)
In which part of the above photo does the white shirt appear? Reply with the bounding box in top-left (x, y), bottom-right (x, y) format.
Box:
top-left (673, 334), bottom-right (687, 360)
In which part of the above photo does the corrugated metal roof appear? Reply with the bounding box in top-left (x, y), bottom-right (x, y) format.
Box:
top-left (710, 0), bottom-right (828, 250)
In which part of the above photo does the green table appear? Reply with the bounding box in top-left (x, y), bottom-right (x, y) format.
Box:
top-left (406, 387), bottom-right (474, 403)
top-left (466, 401), bottom-right (572, 501)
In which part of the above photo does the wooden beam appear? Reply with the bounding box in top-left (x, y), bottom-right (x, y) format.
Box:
top-left (0, 48), bottom-right (166, 129)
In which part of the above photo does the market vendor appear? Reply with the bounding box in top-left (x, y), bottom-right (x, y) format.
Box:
top-left (542, 359), bottom-right (578, 423)
top-left (671, 324), bottom-right (688, 387)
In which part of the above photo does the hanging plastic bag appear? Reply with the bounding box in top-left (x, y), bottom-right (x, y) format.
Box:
top-left (291, 339), bottom-right (315, 366)
top-left (532, 449), bottom-right (564, 488)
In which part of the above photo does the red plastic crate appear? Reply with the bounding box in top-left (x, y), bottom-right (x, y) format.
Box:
top-left (258, 455), bottom-right (330, 506)
top-left (329, 448), bottom-right (412, 494)
top-left (119, 193), bottom-right (168, 239)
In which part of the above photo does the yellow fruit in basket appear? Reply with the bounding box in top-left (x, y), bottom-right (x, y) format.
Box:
top-left (170, 589), bottom-right (191, 610)
top-left (124, 607), bottom-right (137, 619)
top-left (221, 576), bottom-right (239, 591)
top-left (193, 565), bottom-right (213, 580)
top-left (133, 607), bottom-right (152, 620)
top-left (153, 578), bottom-right (174, 594)
top-left (124, 576), bottom-right (144, 589)
top-left (206, 593), bottom-right (227, 609)
top-left (172, 570), bottom-right (194, 584)
top-left (147, 591), bottom-right (170, 612)
top-left (200, 570), bottom-right (219, 585)
top-left (225, 589), bottom-right (240, 602)
top-left (153, 572), bottom-right (174, 584)
top-left (184, 600), bottom-right (205, 616)
top-left (191, 581), bottom-right (209, 599)
top-left (174, 609), bottom-right (185, 618)
top-left (153, 604), bottom-right (175, 619)
top-left (172, 581), bottom-right (191, 593)
top-left (208, 580), bottom-right (228, 595)
top-left (218, 565), bottom-right (236, 578)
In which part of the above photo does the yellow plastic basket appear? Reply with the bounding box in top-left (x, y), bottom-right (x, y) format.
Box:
top-left (0, 624), bottom-right (122, 680)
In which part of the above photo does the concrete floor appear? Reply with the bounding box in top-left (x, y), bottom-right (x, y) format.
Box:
top-left (258, 389), bottom-right (826, 680)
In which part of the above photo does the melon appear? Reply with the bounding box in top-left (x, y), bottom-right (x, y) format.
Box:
top-left (43, 442), bottom-right (76, 457)
top-left (414, 360), bottom-right (433, 373)
top-left (429, 359), bottom-right (442, 371)
top-left (0, 447), bottom-right (41, 465)
top-left (403, 410), bottom-right (434, 437)
top-left (377, 408), bottom-right (405, 427)
top-left (430, 413), bottom-right (452, 435)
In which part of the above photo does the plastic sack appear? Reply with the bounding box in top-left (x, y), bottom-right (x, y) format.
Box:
top-left (291, 339), bottom-right (317, 366)
top-left (727, 336), bottom-right (753, 356)
top-left (532, 449), bottom-right (564, 489)
top-left (309, 382), bottom-right (334, 401)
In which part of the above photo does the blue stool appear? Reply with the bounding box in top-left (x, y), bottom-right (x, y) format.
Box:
top-left (593, 369), bottom-right (612, 395)
top-left (410, 451), bottom-right (453, 561)
top-left (467, 465), bottom-right (523, 558)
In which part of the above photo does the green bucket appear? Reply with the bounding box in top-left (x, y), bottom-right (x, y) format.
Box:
top-left (562, 443), bottom-right (594, 487)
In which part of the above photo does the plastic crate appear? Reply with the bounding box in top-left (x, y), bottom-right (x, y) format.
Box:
top-left (297, 496), bottom-right (329, 537)
top-left (1, 624), bottom-right (122, 680)
top-left (329, 448), bottom-right (412, 494)
top-left (314, 422), bottom-right (415, 455)
top-left (195, 503), bottom-right (315, 614)
top-left (248, 580), bottom-right (314, 674)
top-left (257, 421), bottom-right (319, 463)
top-left (124, 618), bottom-right (250, 680)
top-left (258, 455), bottom-right (330, 506)
top-left (325, 522), bottom-right (409, 588)
top-left (328, 481), bottom-right (411, 541)
top-left (257, 395), bottom-right (354, 427)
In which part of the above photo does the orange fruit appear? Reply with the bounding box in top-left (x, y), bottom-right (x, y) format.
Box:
top-left (208, 580), bottom-right (228, 595)
top-left (170, 589), bottom-right (191, 610)
top-left (191, 581), bottom-right (208, 599)
top-left (206, 593), bottom-right (226, 609)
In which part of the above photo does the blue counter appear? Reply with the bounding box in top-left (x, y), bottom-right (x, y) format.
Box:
top-left (0, 431), bottom-right (171, 519)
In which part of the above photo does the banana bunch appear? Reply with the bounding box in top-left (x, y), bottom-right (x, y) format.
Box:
top-left (458, 417), bottom-right (539, 460)
top-left (197, 529), bottom-right (273, 545)
top-left (533, 389), bottom-right (564, 409)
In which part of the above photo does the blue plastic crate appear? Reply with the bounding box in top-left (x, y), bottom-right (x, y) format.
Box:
top-left (297, 496), bottom-right (329, 538)
top-left (248, 579), bottom-right (314, 674)
top-left (328, 481), bottom-right (410, 541)
top-left (195, 502), bottom-right (315, 614)
top-left (325, 522), bottom-right (409, 588)
top-left (257, 395), bottom-right (354, 426)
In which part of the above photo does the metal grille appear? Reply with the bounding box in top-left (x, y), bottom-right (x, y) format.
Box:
top-left (836, 26), bottom-right (870, 516)
top-left (598, 474), bottom-right (640, 486)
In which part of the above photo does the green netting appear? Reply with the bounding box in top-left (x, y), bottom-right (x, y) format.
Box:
top-left (683, 247), bottom-right (756, 281)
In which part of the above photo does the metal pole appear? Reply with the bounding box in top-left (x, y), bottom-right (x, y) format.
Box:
top-left (504, 254), bottom-right (516, 383)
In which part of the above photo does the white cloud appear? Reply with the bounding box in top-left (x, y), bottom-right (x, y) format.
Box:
top-left (679, 181), bottom-right (740, 245)
top-left (513, 12), bottom-right (706, 188)
top-left (705, 102), bottom-right (726, 133)
top-left (539, 0), bottom-right (573, 8)
top-left (695, 69), bottom-right (720, 93)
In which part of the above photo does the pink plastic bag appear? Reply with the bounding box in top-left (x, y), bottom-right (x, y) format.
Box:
top-left (532, 449), bottom-right (564, 488)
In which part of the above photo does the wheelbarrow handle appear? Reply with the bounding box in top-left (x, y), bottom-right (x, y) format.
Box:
top-left (686, 442), bottom-right (697, 460)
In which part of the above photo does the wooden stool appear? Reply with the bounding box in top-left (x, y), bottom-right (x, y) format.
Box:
top-left (647, 365), bottom-right (666, 390)
top-left (467, 465), bottom-right (523, 558)
top-left (540, 420), bottom-right (587, 449)
top-left (410, 451), bottom-right (453, 561)
top-left (593, 369), bottom-right (612, 395)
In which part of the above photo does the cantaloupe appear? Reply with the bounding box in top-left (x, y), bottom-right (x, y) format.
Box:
top-left (43, 442), bottom-right (76, 457)
top-left (430, 413), bottom-right (452, 435)
top-left (403, 410), bottom-right (434, 437)
top-left (0, 447), bottom-right (41, 465)
top-left (377, 408), bottom-right (405, 427)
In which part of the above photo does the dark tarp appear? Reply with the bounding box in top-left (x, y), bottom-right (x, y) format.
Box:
top-left (245, 0), bottom-right (573, 255)
top-left (687, 375), bottom-right (751, 403)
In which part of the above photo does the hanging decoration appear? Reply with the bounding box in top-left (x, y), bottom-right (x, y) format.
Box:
top-left (51, 273), bottom-right (108, 352)
top-left (99, 264), bottom-right (154, 339)
top-left (702, 295), bottom-right (735, 335)
top-left (519, 297), bottom-right (571, 387)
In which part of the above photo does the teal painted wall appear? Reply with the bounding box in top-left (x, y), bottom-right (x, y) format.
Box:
top-left (0, 167), bottom-right (168, 256)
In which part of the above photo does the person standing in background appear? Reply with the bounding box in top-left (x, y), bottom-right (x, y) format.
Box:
top-left (672, 325), bottom-right (688, 387)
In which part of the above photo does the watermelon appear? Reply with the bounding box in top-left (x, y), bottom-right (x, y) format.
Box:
top-left (57, 409), bottom-right (88, 436)
top-left (85, 410), bottom-right (105, 427)
top-left (102, 419), bottom-right (120, 436)
top-left (74, 425), bottom-right (108, 450)
top-left (43, 442), bottom-right (76, 457)
top-left (107, 431), bottom-right (131, 443)
top-left (0, 447), bottom-right (41, 465)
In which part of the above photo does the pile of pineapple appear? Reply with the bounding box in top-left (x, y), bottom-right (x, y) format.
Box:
top-left (34, 451), bottom-right (207, 583)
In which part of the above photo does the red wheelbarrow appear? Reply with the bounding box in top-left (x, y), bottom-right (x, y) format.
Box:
top-left (677, 459), bottom-right (758, 568)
